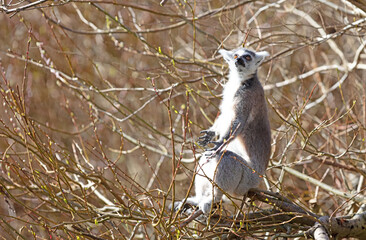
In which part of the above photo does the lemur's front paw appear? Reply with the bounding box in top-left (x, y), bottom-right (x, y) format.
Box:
top-left (207, 141), bottom-right (222, 151)
top-left (203, 141), bottom-right (224, 158)
top-left (198, 130), bottom-right (215, 147)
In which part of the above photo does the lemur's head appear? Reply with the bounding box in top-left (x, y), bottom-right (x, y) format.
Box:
top-left (219, 48), bottom-right (269, 76)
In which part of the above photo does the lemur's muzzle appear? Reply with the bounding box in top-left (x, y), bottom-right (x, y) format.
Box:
top-left (235, 57), bottom-right (245, 67)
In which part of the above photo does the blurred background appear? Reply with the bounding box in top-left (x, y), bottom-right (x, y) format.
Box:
top-left (0, 0), bottom-right (366, 239)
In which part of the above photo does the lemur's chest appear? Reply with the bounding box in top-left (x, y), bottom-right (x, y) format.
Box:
top-left (220, 80), bottom-right (242, 115)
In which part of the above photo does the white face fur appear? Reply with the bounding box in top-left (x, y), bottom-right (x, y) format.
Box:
top-left (219, 48), bottom-right (269, 76)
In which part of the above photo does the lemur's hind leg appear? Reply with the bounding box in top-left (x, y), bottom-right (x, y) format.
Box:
top-left (173, 151), bottom-right (247, 215)
top-left (193, 153), bottom-right (226, 214)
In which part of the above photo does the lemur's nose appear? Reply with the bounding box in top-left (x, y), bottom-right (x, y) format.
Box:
top-left (235, 57), bottom-right (245, 67)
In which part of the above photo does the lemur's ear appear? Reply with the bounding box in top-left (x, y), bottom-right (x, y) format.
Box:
top-left (219, 49), bottom-right (233, 63)
top-left (255, 51), bottom-right (270, 65)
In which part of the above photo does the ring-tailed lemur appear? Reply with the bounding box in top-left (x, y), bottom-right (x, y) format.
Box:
top-left (173, 47), bottom-right (271, 214)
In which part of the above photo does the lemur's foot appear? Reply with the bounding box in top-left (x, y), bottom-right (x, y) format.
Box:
top-left (171, 199), bottom-right (219, 216)
top-left (198, 130), bottom-right (215, 146)
top-left (170, 201), bottom-right (193, 213)
top-left (170, 198), bottom-right (200, 216)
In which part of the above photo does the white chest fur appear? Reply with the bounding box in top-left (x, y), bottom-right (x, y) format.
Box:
top-left (217, 73), bottom-right (241, 137)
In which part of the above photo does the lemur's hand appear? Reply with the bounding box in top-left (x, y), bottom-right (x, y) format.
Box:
top-left (205, 141), bottom-right (222, 153)
top-left (204, 140), bottom-right (224, 158)
top-left (198, 130), bottom-right (215, 147)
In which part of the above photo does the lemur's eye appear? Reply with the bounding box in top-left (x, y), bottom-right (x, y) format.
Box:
top-left (234, 54), bottom-right (238, 59)
top-left (244, 55), bottom-right (252, 61)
